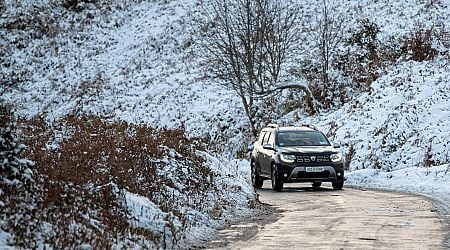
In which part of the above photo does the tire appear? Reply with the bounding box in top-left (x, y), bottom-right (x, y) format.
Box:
top-left (271, 165), bottom-right (283, 191)
top-left (312, 181), bottom-right (322, 188)
top-left (332, 179), bottom-right (344, 190)
top-left (251, 161), bottom-right (264, 189)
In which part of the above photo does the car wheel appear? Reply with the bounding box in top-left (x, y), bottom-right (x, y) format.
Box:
top-left (312, 181), bottom-right (322, 188)
top-left (271, 165), bottom-right (283, 191)
top-left (332, 179), bottom-right (344, 190)
top-left (251, 161), bottom-right (264, 189)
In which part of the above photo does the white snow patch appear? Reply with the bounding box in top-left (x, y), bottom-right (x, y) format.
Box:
top-left (347, 164), bottom-right (450, 210)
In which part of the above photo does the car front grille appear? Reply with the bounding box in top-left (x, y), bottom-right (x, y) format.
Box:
top-left (296, 155), bottom-right (330, 163)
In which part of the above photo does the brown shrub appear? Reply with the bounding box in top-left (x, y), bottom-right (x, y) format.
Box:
top-left (2, 115), bottom-right (210, 248)
top-left (400, 22), bottom-right (449, 62)
top-left (344, 144), bottom-right (355, 171)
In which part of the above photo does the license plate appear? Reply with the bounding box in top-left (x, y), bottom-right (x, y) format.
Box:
top-left (305, 167), bottom-right (324, 172)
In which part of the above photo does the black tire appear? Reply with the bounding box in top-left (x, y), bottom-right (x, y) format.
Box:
top-left (251, 161), bottom-right (264, 189)
top-left (271, 165), bottom-right (283, 191)
top-left (332, 179), bottom-right (344, 190)
top-left (312, 181), bottom-right (322, 188)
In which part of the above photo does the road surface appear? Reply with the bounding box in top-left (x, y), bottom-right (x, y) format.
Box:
top-left (206, 182), bottom-right (448, 249)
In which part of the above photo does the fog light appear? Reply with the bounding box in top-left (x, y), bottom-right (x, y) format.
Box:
top-left (337, 172), bottom-right (341, 177)
top-left (284, 174), bottom-right (288, 177)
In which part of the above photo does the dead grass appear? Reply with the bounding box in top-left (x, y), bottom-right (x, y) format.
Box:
top-left (1, 115), bottom-right (211, 248)
top-left (344, 144), bottom-right (355, 171)
top-left (402, 24), bottom-right (438, 62)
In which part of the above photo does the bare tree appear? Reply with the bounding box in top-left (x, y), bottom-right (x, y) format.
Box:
top-left (200, 0), bottom-right (312, 136)
top-left (316, 0), bottom-right (345, 107)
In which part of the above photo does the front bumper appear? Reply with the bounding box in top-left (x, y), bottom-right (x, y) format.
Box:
top-left (276, 163), bottom-right (344, 183)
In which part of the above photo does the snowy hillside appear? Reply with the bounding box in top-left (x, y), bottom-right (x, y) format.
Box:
top-left (2, 0), bottom-right (449, 148)
top-left (302, 58), bottom-right (450, 208)
top-left (308, 58), bottom-right (450, 172)
top-left (1, 1), bottom-right (254, 248)
top-left (0, 114), bottom-right (257, 248)
top-left (1, 0), bottom-right (450, 248)
top-left (1, 0), bottom-right (250, 152)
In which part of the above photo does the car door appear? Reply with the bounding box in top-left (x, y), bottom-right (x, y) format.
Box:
top-left (260, 132), bottom-right (275, 175)
top-left (255, 131), bottom-right (267, 170)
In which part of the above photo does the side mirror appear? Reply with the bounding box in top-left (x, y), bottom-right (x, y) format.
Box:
top-left (333, 142), bottom-right (341, 148)
top-left (262, 143), bottom-right (274, 150)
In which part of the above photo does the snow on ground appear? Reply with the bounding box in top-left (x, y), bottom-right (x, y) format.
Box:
top-left (2, 0), bottom-right (449, 148)
top-left (1, 0), bottom-right (450, 247)
top-left (120, 153), bottom-right (255, 248)
top-left (182, 154), bottom-right (255, 247)
top-left (1, 0), bottom-right (249, 148)
top-left (0, 231), bottom-right (13, 250)
top-left (305, 58), bottom-right (450, 171)
top-left (327, 0), bottom-right (449, 42)
top-left (301, 57), bottom-right (450, 207)
top-left (347, 165), bottom-right (450, 212)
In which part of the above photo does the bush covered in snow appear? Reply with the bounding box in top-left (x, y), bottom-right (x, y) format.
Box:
top-left (0, 105), bottom-right (34, 186)
top-left (304, 57), bottom-right (450, 172)
top-left (0, 116), bottom-right (255, 248)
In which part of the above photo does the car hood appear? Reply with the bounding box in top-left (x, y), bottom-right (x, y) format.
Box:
top-left (277, 146), bottom-right (338, 154)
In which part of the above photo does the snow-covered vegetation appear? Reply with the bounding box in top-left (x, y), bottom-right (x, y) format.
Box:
top-left (0, 112), bottom-right (255, 248)
top-left (306, 59), bottom-right (450, 172)
top-left (1, 0), bottom-right (449, 248)
top-left (0, 107), bottom-right (34, 187)
top-left (1, 1), bottom-right (255, 247)
top-left (302, 58), bottom-right (450, 209)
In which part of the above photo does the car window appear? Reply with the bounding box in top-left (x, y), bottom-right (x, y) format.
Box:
top-left (263, 132), bottom-right (271, 145)
top-left (258, 131), bottom-right (266, 144)
top-left (268, 132), bottom-right (275, 145)
top-left (276, 131), bottom-right (330, 146)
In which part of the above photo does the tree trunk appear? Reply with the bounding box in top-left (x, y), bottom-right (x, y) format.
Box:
top-left (240, 94), bottom-right (257, 137)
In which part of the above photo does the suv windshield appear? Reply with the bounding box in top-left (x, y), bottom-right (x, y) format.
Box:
top-left (276, 131), bottom-right (330, 147)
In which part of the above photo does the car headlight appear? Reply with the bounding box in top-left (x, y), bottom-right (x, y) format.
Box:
top-left (280, 153), bottom-right (296, 163)
top-left (330, 153), bottom-right (343, 163)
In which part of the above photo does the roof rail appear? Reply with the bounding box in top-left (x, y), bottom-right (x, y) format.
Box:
top-left (301, 124), bottom-right (318, 130)
top-left (267, 123), bottom-right (279, 129)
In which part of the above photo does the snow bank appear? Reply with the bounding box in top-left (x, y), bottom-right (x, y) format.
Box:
top-left (347, 164), bottom-right (450, 211)
top-left (119, 153), bottom-right (255, 249)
